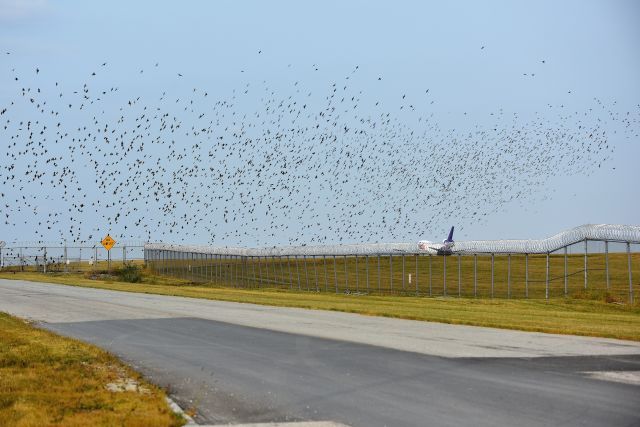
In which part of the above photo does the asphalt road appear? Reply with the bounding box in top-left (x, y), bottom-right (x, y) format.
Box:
top-left (1, 279), bottom-right (639, 426)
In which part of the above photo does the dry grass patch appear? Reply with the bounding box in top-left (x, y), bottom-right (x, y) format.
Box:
top-left (0, 312), bottom-right (184, 427)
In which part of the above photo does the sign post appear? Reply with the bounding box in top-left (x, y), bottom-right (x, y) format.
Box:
top-left (101, 234), bottom-right (116, 274)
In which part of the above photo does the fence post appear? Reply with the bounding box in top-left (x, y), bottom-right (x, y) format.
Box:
top-left (304, 255), bottom-right (309, 291)
top-left (402, 255), bottom-right (405, 290)
top-left (240, 255), bottom-right (244, 286)
top-left (333, 255), bottom-right (338, 293)
top-left (389, 255), bottom-right (393, 292)
top-left (251, 256), bottom-right (256, 287)
top-left (234, 255), bottom-right (238, 286)
top-left (584, 239), bottom-right (588, 290)
top-left (564, 246), bottom-right (568, 296)
top-left (108, 247), bottom-right (112, 275)
top-left (213, 254), bottom-right (217, 284)
top-left (474, 254), bottom-right (477, 297)
top-left (280, 256), bottom-right (285, 287)
top-left (429, 254), bottom-right (432, 296)
top-left (273, 256), bottom-right (278, 284)
top-left (245, 256), bottom-right (248, 286)
top-left (507, 254), bottom-right (511, 298)
top-left (43, 247), bottom-right (47, 273)
top-left (224, 254), bottom-right (228, 284)
top-left (237, 255), bottom-right (241, 287)
top-left (546, 252), bottom-right (550, 299)
top-left (264, 255), bottom-right (270, 284)
top-left (232, 255), bottom-right (236, 287)
top-left (377, 255), bottom-right (381, 292)
top-left (525, 254), bottom-right (529, 298)
top-left (443, 254), bottom-right (447, 296)
top-left (176, 251), bottom-right (180, 279)
top-left (628, 242), bottom-right (633, 304)
top-left (415, 254), bottom-right (419, 295)
top-left (324, 255), bottom-right (328, 292)
top-left (224, 254), bottom-right (228, 285)
top-left (314, 256), bottom-right (319, 292)
top-left (490, 253), bottom-right (494, 298)
top-left (355, 255), bottom-right (359, 292)
top-left (63, 244), bottom-right (68, 273)
top-left (344, 255), bottom-right (348, 292)
top-left (123, 245), bottom-right (126, 265)
top-left (366, 255), bottom-right (370, 293)
top-left (194, 253), bottom-right (199, 282)
top-left (288, 256), bottom-right (293, 289)
top-left (245, 256), bottom-right (250, 287)
top-left (458, 254), bottom-right (461, 297)
top-left (605, 241), bottom-right (610, 290)
top-left (296, 256), bottom-right (301, 290)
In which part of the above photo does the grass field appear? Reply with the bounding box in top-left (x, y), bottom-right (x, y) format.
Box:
top-left (1, 267), bottom-right (640, 341)
top-left (148, 251), bottom-right (640, 302)
top-left (0, 312), bottom-right (184, 427)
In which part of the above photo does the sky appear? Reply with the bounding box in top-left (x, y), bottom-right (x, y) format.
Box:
top-left (0, 0), bottom-right (639, 246)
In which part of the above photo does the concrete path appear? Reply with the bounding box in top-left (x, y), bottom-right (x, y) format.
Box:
top-left (1, 279), bottom-right (639, 426)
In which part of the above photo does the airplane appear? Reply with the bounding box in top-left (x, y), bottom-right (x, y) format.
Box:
top-left (417, 226), bottom-right (455, 255)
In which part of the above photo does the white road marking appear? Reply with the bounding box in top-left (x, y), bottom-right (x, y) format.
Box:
top-left (166, 396), bottom-right (196, 424)
top-left (584, 371), bottom-right (640, 386)
top-left (199, 422), bottom-right (350, 427)
top-left (168, 393), bottom-right (349, 427)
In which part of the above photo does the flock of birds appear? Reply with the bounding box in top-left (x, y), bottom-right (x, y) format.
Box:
top-left (1, 56), bottom-right (638, 246)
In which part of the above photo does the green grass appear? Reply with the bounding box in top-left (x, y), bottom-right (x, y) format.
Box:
top-left (1, 268), bottom-right (640, 341)
top-left (0, 312), bottom-right (184, 427)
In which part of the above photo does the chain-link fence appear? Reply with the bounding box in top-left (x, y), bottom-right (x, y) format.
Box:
top-left (145, 224), bottom-right (640, 302)
top-left (0, 243), bottom-right (144, 273)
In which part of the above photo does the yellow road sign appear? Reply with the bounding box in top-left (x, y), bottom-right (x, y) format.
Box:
top-left (101, 234), bottom-right (116, 251)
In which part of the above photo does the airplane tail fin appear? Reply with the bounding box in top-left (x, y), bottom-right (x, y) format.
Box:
top-left (447, 226), bottom-right (454, 242)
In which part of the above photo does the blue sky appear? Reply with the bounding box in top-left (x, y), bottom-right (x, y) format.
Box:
top-left (1, 0), bottom-right (639, 245)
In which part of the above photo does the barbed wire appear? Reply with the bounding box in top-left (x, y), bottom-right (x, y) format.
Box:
top-left (145, 224), bottom-right (640, 257)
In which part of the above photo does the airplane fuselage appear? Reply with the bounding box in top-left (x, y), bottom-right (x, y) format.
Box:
top-left (417, 226), bottom-right (455, 255)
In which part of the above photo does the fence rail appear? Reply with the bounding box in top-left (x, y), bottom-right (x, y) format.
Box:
top-left (145, 224), bottom-right (640, 256)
